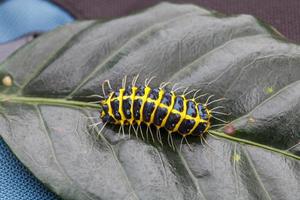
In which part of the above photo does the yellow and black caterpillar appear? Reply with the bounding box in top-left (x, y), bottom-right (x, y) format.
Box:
top-left (98, 76), bottom-right (226, 148)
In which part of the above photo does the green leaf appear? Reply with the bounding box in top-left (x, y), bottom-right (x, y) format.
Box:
top-left (0, 3), bottom-right (299, 200)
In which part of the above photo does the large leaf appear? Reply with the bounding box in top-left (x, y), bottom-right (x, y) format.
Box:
top-left (0, 2), bottom-right (299, 200)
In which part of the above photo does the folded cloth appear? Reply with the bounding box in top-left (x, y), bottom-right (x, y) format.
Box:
top-left (0, 0), bottom-right (74, 44)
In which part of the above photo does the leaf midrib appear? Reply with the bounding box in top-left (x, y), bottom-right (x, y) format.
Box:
top-left (0, 94), bottom-right (299, 161)
top-left (209, 130), bottom-right (300, 160)
top-left (0, 95), bottom-right (101, 109)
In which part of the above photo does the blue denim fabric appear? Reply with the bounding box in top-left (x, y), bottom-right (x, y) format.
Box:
top-left (0, 0), bottom-right (74, 199)
top-left (0, 0), bottom-right (74, 43)
top-left (0, 138), bottom-right (59, 200)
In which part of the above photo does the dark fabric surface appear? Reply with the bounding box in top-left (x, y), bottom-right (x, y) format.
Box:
top-left (52, 0), bottom-right (300, 43)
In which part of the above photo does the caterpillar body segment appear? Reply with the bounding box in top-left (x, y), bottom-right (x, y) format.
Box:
top-left (100, 81), bottom-right (213, 142)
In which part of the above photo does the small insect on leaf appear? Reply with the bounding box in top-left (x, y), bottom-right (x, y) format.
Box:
top-left (95, 75), bottom-right (227, 150)
top-left (2, 75), bottom-right (13, 87)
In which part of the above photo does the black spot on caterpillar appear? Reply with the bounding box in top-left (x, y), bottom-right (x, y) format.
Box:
top-left (93, 75), bottom-right (228, 150)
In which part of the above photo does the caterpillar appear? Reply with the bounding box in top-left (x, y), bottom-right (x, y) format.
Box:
top-left (94, 75), bottom-right (227, 150)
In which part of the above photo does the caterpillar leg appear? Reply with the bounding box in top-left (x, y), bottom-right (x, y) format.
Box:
top-left (102, 80), bottom-right (112, 96)
top-left (138, 125), bottom-right (145, 141)
top-left (170, 134), bottom-right (175, 150)
top-left (131, 125), bottom-right (139, 139)
top-left (88, 100), bottom-right (104, 104)
top-left (207, 131), bottom-right (221, 140)
top-left (183, 88), bottom-right (196, 97)
top-left (204, 95), bottom-right (214, 105)
top-left (192, 89), bottom-right (202, 99)
top-left (171, 82), bottom-right (178, 90)
top-left (84, 116), bottom-right (99, 120)
top-left (167, 132), bottom-right (175, 150)
top-left (180, 137), bottom-right (184, 152)
top-left (85, 94), bottom-right (104, 99)
top-left (131, 74), bottom-right (140, 87)
top-left (83, 95), bottom-right (104, 104)
top-left (145, 76), bottom-right (156, 86)
top-left (121, 124), bottom-right (125, 137)
top-left (96, 122), bottom-right (108, 139)
top-left (179, 136), bottom-right (185, 152)
top-left (88, 121), bottom-right (103, 129)
top-left (206, 97), bottom-right (226, 106)
top-left (180, 136), bottom-right (192, 152)
top-left (167, 132), bottom-right (171, 148)
top-left (85, 116), bottom-right (99, 130)
top-left (195, 93), bottom-right (208, 101)
top-left (159, 81), bottom-right (172, 89)
top-left (184, 137), bottom-right (192, 151)
top-left (200, 134), bottom-right (219, 158)
top-left (122, 75), bottom-right (127, 88)
top-left (148, 126), bottom-right (155, 143)
top-left (210, 110), bottom-right (231, 125)
top-left (181, 87), bottom-right (196, 96)
top-left (211, 115), bottom-right (229, 124)
top-left (210, 106), bottom-right (225, 111)
top-left (200, 134), bottom-right (210, 148)
top-left (182, 87), bottom-right (190, 95)
top-left (116, 124), bottom-right (126, 138)
top-left (171, 83), bottom-right (185, 93)
top-left (210, 123), bottom-right (228, 128)
top-left (145, 125), bottom-right (149, 141)
top-left (201, 133), bottom-right (222, 159)
top-left (144, 125), bottom-right (155, 142)
top-left (156, 128), bottom-right (163, 146)
top-left (211, 111), bottom-right (231, 116)
top-left (128, 124), bottom-right (132, 138)
top-left (117, 125), bottom-right (122, 137)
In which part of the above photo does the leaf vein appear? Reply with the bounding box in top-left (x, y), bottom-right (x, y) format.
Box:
top-left (85, 111), bottom-right (140, 200)
top-left (17, 21), bottom-right (99, 94)
top-left (36, 105), bottom-right (97, 200)
top-left (66, 11), bottom-right (204, 98)
top-left (176, 149), bottom-right (207, 200)
top-left (242, 147), bottom-right (272, 200)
